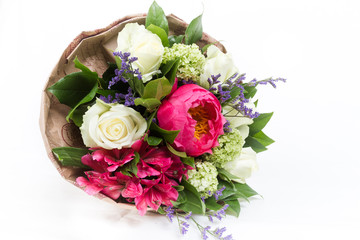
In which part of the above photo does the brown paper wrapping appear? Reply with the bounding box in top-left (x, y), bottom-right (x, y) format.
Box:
top-left (39, 14), bottom-right (226, 211)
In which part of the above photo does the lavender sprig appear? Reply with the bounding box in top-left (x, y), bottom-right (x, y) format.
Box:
top-left (98, 87), bottom-right (135, 106)
top-left (108, 51), bottom-right (142, 88)
top-left (247, 77), bottom-right (286, 88)
top-left (165, 206), bottom-right (175, 222)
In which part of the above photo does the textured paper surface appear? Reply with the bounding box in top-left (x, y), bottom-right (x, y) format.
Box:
top-left (39, 14), bottom-right (226, 211)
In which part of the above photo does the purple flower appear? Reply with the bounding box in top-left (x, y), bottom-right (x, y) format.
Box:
top-left (108, 51), bottom-right (142, 89)
top-left (247, 77), bottom-right (286, 88)
top-left (223, 234), bottom-right (233, 240)
top-left (181, 221), bottom-right (190, 235)
top-left (164, 206), bottom-right (175, 222)
top-left (214, 227), bottom-right (227, 238)
top-left (201, 226), bottom-right (211, 240)
top-left (184, 212), bottom-right (192, 220)
top-left (214, 186), bottom-right (226, 200)
top-left (223, 120), bottom-right (232, 133)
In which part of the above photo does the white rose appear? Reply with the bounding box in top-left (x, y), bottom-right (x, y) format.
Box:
top-left (222, 99), bottom-right (257, 139)
top-left (200, 45), bottom-right (238, 89)
top-left (224, 147), bottom-right (258, 183)
top-left (80, 99), bottom-right (147, 150)
top-left (116, 23), bottom-right (164, 83)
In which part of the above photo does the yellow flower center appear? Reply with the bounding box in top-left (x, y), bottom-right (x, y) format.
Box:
top-left (188, 105), bottom-right (210, 140)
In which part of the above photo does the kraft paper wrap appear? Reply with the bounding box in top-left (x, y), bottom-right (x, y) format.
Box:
top-left (39, 14), bottom-right (226, 211)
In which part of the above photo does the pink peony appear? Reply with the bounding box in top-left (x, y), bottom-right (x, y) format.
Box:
top-left (157, 84), bottom-right (226, 156)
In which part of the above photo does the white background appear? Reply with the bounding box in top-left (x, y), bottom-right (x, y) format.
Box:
top-left (1, 0), bottom-right (360, 239)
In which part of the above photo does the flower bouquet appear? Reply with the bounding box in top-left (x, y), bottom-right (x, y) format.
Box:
top-left (40, 1), bottom-right (285, 238)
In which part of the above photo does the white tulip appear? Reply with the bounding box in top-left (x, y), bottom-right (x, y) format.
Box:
top-left (116, 23), bottom-right (164, 83)
top-left (224, 147), bottom-right (258, 183)
top-left (199, 45), bottom-right (238, 89)
top-left (80, 99), bottom-right (147, 149)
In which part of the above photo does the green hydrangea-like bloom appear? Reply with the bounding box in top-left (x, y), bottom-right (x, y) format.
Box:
top-left (187, 161), bottom-right (218, 199)
top-left (206, 128), bottom-right (244, 168)
top-left (162, 43), bottom-right (205, 81)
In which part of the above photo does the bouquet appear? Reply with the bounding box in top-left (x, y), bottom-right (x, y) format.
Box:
top-left (41, 2), bottom-right (285, 239)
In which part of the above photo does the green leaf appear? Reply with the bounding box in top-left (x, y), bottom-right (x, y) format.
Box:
top-left (229, 86), bottom-right (242, 99)
top-left (180, 157), bottom-right (195, 168)
top-left (146, 136), bottom-right (163, 146)
top-left (168, 35), bottom-right (184, 47)
top-left (150, 122), bottom-right (180, 144)
top-left (133, 76), bottom-right (145, 97)
top-left (146, 110), bottom-right (158, 132)
top-left (172, 190), bottom-right (187, 207)
top-left (205, 196), bottom-right (223, 211)
top-left (142, 77), bottom-right (172, 100)
top-left (185, 14), bottom-right (203, 45)
top-left (70, 103), bottom-right (92, 127)
top-left (160, 58), bottom-right (179, 76)
top-left (225, 199), bottom-right (241, 217)
top-left (254, 99), bottom-right (259, 107)
top-left (48, 57), bottom-right (99, 123)
top-left (166, 143), bottom-right (187, 158)
top-left (243, 86), bottom-right (257, 99)
top-left (252, 131), bottom-right (275, 147)
top-left (96, 89), bottom-right (118, 98)
top-left (243, 136), bottom-right (268, 153)
top-left (121, 152), bottom-right (140, 176)
top-left (134, 98), bottom-right (161, 111)
top-left (157, 206), bottom-right (166, 214)
top-left (217, 168), bottom-right (241, 183)
top-left (217, 180), bottom-right (236, 200)
top-left (47, 72), bottom-right (97, 108)
top-left (146, 24), bottom-right (169, 47)
top-left (146, 1), bottom-right (169, 34)
top-left (66, 82), bottom-right (98, 122)
top-left (114, 56), bottom-right (122, 70)
top-left (164, 58), bottom-right (180, 85)
top-left (74, 56), bottom-right (98, 79)
top-left (173, 185), bottom-right (185, 191)
top-left (249, 112), bottom-right (273, 135)
top-left (176, 180), bottom-right (205, 214)
top-left (233, 183), bottom-right (258, 198)
top-left (52, 147), bottom-right (91, 168)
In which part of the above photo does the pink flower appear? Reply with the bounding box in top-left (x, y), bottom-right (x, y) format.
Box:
top-left (157, 84), bottom-right (226, 156)
top-left (134, 179), bottom-right (178, 216)
top-left (76, 140), bottom-right (192, 215)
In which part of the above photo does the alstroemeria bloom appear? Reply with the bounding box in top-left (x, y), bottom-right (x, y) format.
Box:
top-left (157, 84), bottom-right (227, 156)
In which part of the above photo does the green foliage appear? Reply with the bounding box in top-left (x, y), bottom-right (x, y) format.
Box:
top-left (47, 57), bottom-right (99, 123)
top-left (245, 113), bottom-right (275, 153)
top-left (134, 98), bottom-right (161, 111)
top-left (142, 77), bottom-right (172, 100)
top-left (217, 168), bottom-right (240, 182)
top-left (175, 179), bottom-right (205, 214)
top-left (52, 147), bottom-right (91, 168)
top-left (205, 196), bottom-right (223, 211)
top-left (146, 24), bottom-right (169, 47)
top-left (180, 157), bottom-right (195, 168)
top-left (249, 112), bottom-right (273, 135)
top-left (168, 35), bottom-right (184, 47)
top-left (120, 152), bottom-right (140, 176)
top-left (160, 58), bottom-right (180, 85)
top-left (145, 1), bottom-right (169, 35)
top-left (243, 86), bottom-right (257, 99)
top-left (166, 143), bottom-right (187, 158)
top-left (225, 199), bottom-right (241, 217)
top-left (70, 102), bottom-right (92, 127)
top-left (185, 14), bottom-right (203, 44)
top-left (146, 135), bottom-right (163, 146)
top-left (150, 122), bottom-right (180, 144)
